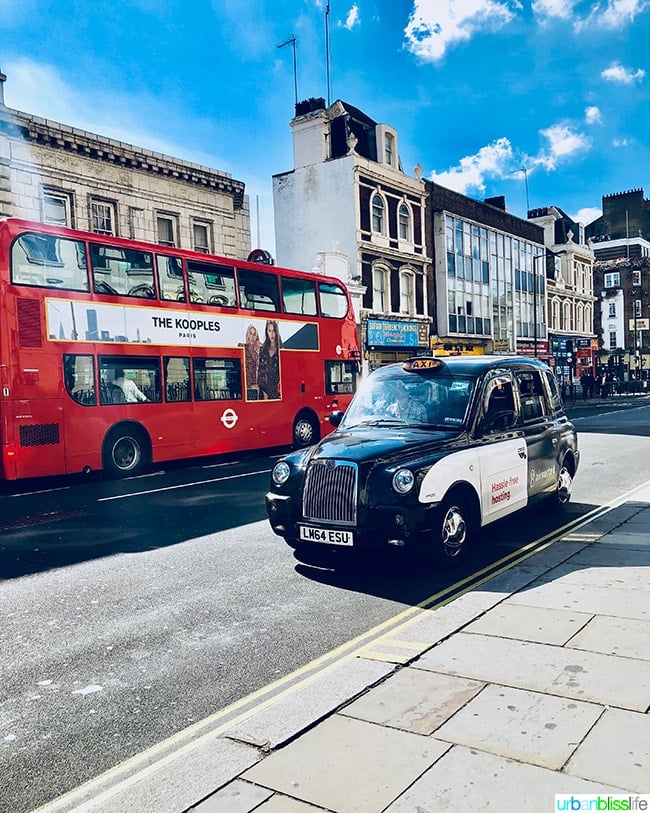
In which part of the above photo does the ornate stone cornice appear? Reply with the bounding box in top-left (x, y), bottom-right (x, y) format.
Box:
top-left (0, 106), bottom-right (246, 209)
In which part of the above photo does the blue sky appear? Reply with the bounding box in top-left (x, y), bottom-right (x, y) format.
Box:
top-left (1, 0), bottom-right (648, 256)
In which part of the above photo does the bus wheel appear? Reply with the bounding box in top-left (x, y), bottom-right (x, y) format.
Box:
top-left (103, 426), bottom-right (148, 478)
top-left (293, 413), bottom-right (319, 448)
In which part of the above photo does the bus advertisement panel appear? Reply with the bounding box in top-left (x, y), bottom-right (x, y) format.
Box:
top-left (0, 218), bottom-right (359, 480)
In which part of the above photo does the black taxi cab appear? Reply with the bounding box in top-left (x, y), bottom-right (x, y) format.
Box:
top-left (265, 356), bottom-right (579, 566)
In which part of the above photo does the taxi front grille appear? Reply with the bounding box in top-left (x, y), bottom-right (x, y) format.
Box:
top-left (302, 460), bottom-right (358, 526)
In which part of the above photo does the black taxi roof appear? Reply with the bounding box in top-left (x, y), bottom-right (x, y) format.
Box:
top-left (369, 355), bottom-right (552, 380)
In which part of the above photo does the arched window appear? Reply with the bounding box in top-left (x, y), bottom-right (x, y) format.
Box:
top-left (399, 270), bottom-right (415, 315)
top-left (562, 301), bottom-right (572, 331)
top-left (372, 266), bottom-right (388, 312)
top-left (371, 194), bottom-right (385, 234)
top-left (551, 298), bottom-right (560, 331)
top-left (576, 303), bottom-right (584, 333)
top-left (398, 203), bottom-right (411, 241)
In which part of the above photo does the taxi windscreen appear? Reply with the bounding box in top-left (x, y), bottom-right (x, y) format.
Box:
top-left (340, 372), bottom-right (475, 429)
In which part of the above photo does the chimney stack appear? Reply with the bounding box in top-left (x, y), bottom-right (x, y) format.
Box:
top-left (0, 70), bottom-right (6, 106)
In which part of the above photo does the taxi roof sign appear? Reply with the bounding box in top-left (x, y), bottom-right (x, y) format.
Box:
top-left (403, 357), bottom-right (444, 372)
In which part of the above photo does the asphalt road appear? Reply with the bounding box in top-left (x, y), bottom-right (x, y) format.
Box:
top-left (1, 399), bottom-right (649, 813)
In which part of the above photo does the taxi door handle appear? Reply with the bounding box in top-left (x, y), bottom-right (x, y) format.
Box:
top-left (518, 447), bottom-right (527, 459)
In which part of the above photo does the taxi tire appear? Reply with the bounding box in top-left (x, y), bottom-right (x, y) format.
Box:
top-left (433, 493), bottom-right (472, 565)
top-left (551, 462), bottom-right (574, 509)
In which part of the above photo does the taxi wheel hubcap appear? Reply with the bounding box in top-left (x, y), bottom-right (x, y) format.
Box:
top-left (441, 505), bottom-right (467, 558)
top-left (557, 466), bottom-right (573, 504)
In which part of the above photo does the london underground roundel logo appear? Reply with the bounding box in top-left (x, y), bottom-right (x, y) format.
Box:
top-left (220, 408), bottom-right (239, 430)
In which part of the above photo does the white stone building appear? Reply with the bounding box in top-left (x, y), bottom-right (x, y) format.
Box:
top-left (273, 98), bottom-right (431, 373)
top-left (0, 71), bottom-right (250, 258)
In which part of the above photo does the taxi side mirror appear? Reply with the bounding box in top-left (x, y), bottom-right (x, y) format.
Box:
top-left (329, 410), bottom-right (344, 427)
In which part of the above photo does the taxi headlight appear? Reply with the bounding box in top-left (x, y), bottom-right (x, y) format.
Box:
top-left (392, 468), bottom-right (415, 494)
top-left (272, 461), bottom-right (291, 486)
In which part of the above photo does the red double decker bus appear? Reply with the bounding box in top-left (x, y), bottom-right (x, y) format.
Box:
top-left (0, 218), bottom-right (359, 480)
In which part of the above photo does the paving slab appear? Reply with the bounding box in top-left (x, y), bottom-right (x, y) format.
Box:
top-left (224, 657), bottom-right (394, 750)
top-left (564, 707), bottom-right (650, 792)
top-left (566, 615), bottom-right (650, 660)
top-left (415, 632), bottom-right (650, 710)
top-left (582, 530), bottom-right (650, 550)
top-left (562, 546), bottom-right (650, 568)
top-left (501, 579), bottom-right (650, 621)
top-left (340, 667), bottom-right (484, 734)
top-left (432, 683), bottom-right (603, 769)
top-left (463, 603), bottom-right (593, 645)
top-left (537, 562), bottom-right (648, 591)
top-left (188, 779), bottom-right (272, 813)
top-left (242, 713), bottom-right (450, 813)
top-left (384, 744), bottom-right (624, 813)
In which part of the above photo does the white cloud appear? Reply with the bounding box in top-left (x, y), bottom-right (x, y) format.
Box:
top-left (404, 0), bottom-right (519, 62)
top-left (601, 61), bottom-right (646, 84)
top-left (613, 137), bottom-right (631, 147)
top-left (585, 105), bottom-right (602, 124)
top-left (529, 123), bottom-right (590, 170)
top-left (577, 0), bottom-right (650, 30)
top-left (573, 206), bottom-right (602, 226)
top-left (342, 4), bottom-right (360, 29)
top-left (430, 118), bottom-right (591, 196)
top-left (430, 137), bottom-right (515, 194)
top-left (532, 0), bottom-right (578, 21)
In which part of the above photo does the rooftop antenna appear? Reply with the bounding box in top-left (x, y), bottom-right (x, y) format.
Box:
top-left (276, 35), bottom-right (298, 107)
top-left (325, 2), bottom-right (332, 105)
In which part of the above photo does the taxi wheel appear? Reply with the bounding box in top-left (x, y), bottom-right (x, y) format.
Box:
top-left (552, 463), bottom-right (574, 508)
top-left (434, 494), bottom-right (471, 564)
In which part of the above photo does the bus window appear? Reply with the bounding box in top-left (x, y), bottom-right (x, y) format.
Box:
top-left (157, 255), bottom-right (186, 302)
top-left (63, 354), bottom-right (97, 405)
top-left (237, 268), bottom-right (280, 312)
top-left (281, 277), bottom-right (317, 315)
top-left (12, 233), bottom-right (89, 291)
top-left (325, 361), bottom-right (357, 395)
top-left (193, 358), bottom-right (242, 401)
top-left (98, 356), bottom-right (161, 404)
top-left (319, 281), bottom-right (349, 318)
top-left (91, 244), bottom-right (155, 299)
top-left (186, 260), bottom-right (237, 307)
top-left (164, 356), bottom-right (191, 402)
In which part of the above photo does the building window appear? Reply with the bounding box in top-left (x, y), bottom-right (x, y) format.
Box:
top-left (398, 204), bottom-right (411, 241)
top-left (608, 302), bottom-right (616, 317)
top-left (399, 270), bottom-right (414, 315)
top-left (90, 200), bottom-right (116, 236)
top-left (604, 272), bottom-right (620, 288)
top-left (632, 270), bottom-right (641, 286)
top-left (384, 132), bottom-right (394, 166)
top-left (157, 215), bottom-right (177, 248)
top-left (192, 221), bottom-right (211, 253)
top-left (371, 194), bottom-right (384, 234)
top-left (372, 267), bottom-right (388, 312)
top-left (634, 299), bottom-right (642, 318)
top-left (43, 191), bottom-right (71, 226)
top-left (609, 331), bottom-right (617, 349)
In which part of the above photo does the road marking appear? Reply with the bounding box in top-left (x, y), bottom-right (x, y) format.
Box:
top-left (31, 478), bottom-right (650, 813)
top-left (96, 469), bottom-right (271, 501)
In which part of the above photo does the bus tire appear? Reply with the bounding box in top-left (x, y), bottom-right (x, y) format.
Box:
top-left (293, 412), bottom-right (319, 449)
top-left (103, 425), bottom-right (150, 478)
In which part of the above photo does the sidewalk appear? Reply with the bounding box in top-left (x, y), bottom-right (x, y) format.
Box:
top-left (43, 486), bottom-right (650, 813)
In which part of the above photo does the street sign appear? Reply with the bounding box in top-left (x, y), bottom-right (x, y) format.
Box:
top-left (629, 318), bottom-right (649, 330)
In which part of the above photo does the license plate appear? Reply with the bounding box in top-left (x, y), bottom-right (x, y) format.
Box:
top-left (299, 525), bottom-right (354, 546)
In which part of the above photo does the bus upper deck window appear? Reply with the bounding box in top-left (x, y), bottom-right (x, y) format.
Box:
top-left (12, 233), bottom-right (89, 291)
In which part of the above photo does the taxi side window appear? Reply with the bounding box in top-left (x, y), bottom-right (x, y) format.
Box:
top-left (543, 370), bottom-right (564, 414)
top-left (481, 376), bottom-right (517, 433)
top-left (516, 371), bottom-right (547, 423)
